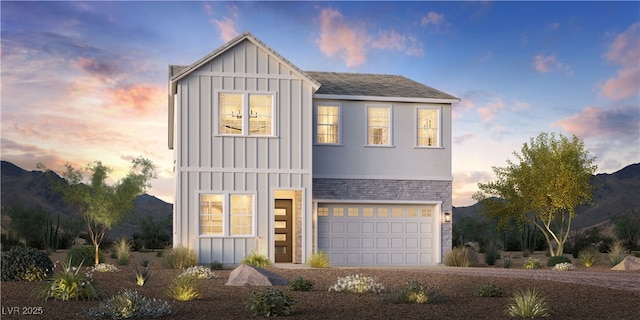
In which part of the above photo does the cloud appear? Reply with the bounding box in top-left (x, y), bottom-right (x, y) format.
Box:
top-left (421, 11), bottom-right (449, 32)
top-left (315, 8), bottom-right (425, 67)
top-left (477, 98), bottom-right (505, 122)
top-left (546, 22), bottom-right (560, 31)
top-left (108, 84), bottom-right (165, 114)
top-left (552, 105), bottom-right (639, 139)
top-left (533, 54), bottom-right (573, 75)
top-left (371, 30), bottom-right (424, 56)
top-left (211, 17), bottom-right (238, 42)
top-left (453, 133), bottom-right (474, 145)
top-left (316, 8), bottom-right (370, 67)
top-left (600, 22), bottom-right (640, 100)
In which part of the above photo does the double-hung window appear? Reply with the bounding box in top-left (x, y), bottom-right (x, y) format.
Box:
top-left (367, 106), bottom-right (392, 146)
top-left (315, 104), bottom-right (341, 144)
top-left (416, 107), bottom-right (440, 147)
top-left (218, 92), bottom-right (274, 136)
top-left (199, 193), bottom-right (254, 237)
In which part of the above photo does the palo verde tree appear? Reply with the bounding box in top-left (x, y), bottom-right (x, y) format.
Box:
top-left (42, 157), bottom-right (156, 265)
top-left (473, 132), bottom-right (597, 256)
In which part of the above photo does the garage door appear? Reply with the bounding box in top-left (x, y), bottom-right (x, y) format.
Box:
top-left (317, 204), bottom-right (438, 266)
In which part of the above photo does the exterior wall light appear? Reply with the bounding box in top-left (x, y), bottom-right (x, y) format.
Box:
top-left (444, 212), bottom-right (451, 223)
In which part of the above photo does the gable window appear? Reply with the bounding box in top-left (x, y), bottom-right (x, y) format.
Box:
top-left (367, 106), bottom-right (391, 146)
top-left (199, 193), bottom-right (254, 236)
top-left (416, 108), bottom-right (440, 147)
top-left (218, 92), bottom-right (274, 136)
top-left (315, 105), bottom-right (341, 144)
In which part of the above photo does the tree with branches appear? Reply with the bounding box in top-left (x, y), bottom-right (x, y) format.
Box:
top-left (42, 157), bottom-right (156, 265)
top-left (473, 132), bottom-right (597, 256)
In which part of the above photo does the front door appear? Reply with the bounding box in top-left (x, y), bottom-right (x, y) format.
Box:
top-left (274, 199), bottom-right (293, 263)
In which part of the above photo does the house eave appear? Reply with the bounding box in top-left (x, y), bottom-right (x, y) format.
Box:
top-left (313, 94), bottom-right (460, 104)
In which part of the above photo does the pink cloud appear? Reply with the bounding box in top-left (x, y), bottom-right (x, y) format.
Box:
top-left (477, 98), bottom-right (505, 122)
top-left (533, 54), bottom-right (573, 75)
top-left (421, 11), bottom-right (449, 32)
top-left (600, 22), bottom-right (639, 100)
top-left (316, 8), bottom-right (369, 67)
top-left (211, 17), bottom-right (238, 42)
top-left (108, 84), bottom-right (165, 114)
top-left (552, 105), bottom-right (639, 139)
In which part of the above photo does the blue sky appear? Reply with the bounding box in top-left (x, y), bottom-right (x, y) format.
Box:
top-left (2, 1), bottom-right (638, 206)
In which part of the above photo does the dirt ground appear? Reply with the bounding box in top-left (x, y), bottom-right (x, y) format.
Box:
top-left (1, 250), bottom-right (639, 320)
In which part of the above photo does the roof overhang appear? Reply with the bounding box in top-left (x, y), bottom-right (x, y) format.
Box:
top-left (313, 94), bottom-right (460, 104)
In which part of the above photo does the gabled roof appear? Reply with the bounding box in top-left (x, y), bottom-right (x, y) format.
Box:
top-left (305, 71), bottom-right (459, 103)
top-left (169, 32), bottom-right (320, 89)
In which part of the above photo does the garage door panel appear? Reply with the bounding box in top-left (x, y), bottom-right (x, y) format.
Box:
top-left (318, 204), bottom-right (438, 266)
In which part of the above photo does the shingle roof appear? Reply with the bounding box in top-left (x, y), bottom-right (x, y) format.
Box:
top-left (305, 71), bottom-right (458, 101)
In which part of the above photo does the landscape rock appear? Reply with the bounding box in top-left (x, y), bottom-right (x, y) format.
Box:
top-left (611, 256), bottom-right (640, 271)
top-left (225, 264), bottom-right (289, 286)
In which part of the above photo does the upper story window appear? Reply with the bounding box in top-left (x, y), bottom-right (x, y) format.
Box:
top-left (416, 108), bottom-right (440, 147)
top-left (315, 104), bottom-right (341, 144)
top-left (199, 193), bottom-right (255, 237)
top-left (218, 92), bottom-right (274, 136)
top-left (367, 106), bottom-right (392, 146)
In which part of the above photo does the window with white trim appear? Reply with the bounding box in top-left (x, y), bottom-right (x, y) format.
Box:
top-left (315, 105), bottom-right (341, 144)
top-left (199, 193), bottom-right (254, 236)
top-left (367, 106), bottom-right (391, 146)
top-left (416, 108), bottom-right (440, 147)
top-left (218, 92), bottom-right (274, 136)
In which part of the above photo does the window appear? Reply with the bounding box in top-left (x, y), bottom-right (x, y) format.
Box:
top-left (199, 193), bottom-right (254, 236)
top-left (367, 106), bottom-right (391, 145)
top-left (417, 108), bottom-right (439, 147)
top-left (315, 105), bottom-right (340, 144)
top-left (218, 92), bottom-right (274, 136)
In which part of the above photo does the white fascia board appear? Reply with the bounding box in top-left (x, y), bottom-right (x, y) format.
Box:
top-left (313, 94), bottom-right (460, 104)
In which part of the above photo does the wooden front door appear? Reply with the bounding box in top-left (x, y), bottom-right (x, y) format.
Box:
top-left (274, 199), bottom-right (293, 263)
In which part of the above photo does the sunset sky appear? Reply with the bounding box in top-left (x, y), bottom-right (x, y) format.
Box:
top-left (2, 1), bottom-right (638, 207)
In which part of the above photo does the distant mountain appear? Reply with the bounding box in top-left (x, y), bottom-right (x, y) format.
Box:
top-left (1, 161), bottom-right (172, 239)
top-left (453, 163), bottom-right (640, 232)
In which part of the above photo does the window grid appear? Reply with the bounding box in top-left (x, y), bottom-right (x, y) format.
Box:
top-left (229, 195), bottom-right (253, 236)
top-left (199, 193), bottom-right (254, 237)
top-left (317, 106), bottom-right (340, 143)
top-left (367, 107), bottom-right (390, 145)
top-left (199, 194), bottom-right (223, 235)
top-left (219, 93), bottom-right (243, 134)
top-left (249, 94), bottom-right (272, 135)
top-left (417, 108), bottom-right (439, 147)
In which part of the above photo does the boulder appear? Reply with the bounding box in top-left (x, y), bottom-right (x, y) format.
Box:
top-left (611, 256), bottom-right (640, 271)
top-left (225, 264), bottom-right (289, 286)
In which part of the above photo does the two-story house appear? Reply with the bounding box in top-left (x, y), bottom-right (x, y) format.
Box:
top-left (168, 32), bottom-right (457, 266)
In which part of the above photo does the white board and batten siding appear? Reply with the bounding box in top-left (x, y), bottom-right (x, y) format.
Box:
top-left (173, 39), bottom-right (315, 264)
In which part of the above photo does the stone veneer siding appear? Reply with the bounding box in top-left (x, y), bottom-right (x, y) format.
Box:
top-left (313, 178), bottom-right (453, 263)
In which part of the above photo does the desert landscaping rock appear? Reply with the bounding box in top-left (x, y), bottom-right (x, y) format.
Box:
top-left (611, 256), bottom-right (640, 271)
top-left (225, 263), bottom-right (290, 286)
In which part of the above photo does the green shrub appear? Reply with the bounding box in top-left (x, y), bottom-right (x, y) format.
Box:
top-left (162, 246), bottom-right (198, 269)
top-left (328, 274), bottom-right (385, 294)
top-left (246, 288), bottom-right (296, 317)
top-left (132, 264), bottom-right (150, 287)
top-left (384, 280), bottom-right (445, 304)
top-left (505, 289), bottom-right (551, 318)
top-left (288, 276), bottom-right (315, 291)
top-left (210, 260), bottom-right (224, 270)
top-left (503, 256), bottom-right (512, 268)
top-left (87, 289), bottom-right (172, 319)
top-left (112, 238), bottom-right (132, 265)
top-left (578, 246), bottom-right (600, 267)
top-left (166, 275), bottom-right (200, 301)
top-left (178, 265), bottom-right (217, 279)
top-left (546, 255), bottom-right (571, 267)
top-left (37, 258), bottom-right (103, 301)
top-left (67, 245), bottom-right (105, 267)
top-left (608, 241), bottom-right (626, 266)
top-left (1, 246), bottom-right (54, 281)
top-left (475, 282), bottom-right (505, 297)
top-left (308, 251), bottom-right (331, 268)
top-left (444, 246), bottom-right (479, 267)
top-left (241, 250), bottom-right (272, 268)
top-left (635, 252), bottom-right (640, 258)
top-left (523, 257), bottom-right (542, 269)
top-left (483, 241), bottom-right (500, 266)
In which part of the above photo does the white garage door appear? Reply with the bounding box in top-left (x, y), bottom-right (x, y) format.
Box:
top-left (317, 204), bottom-right (439, 266)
